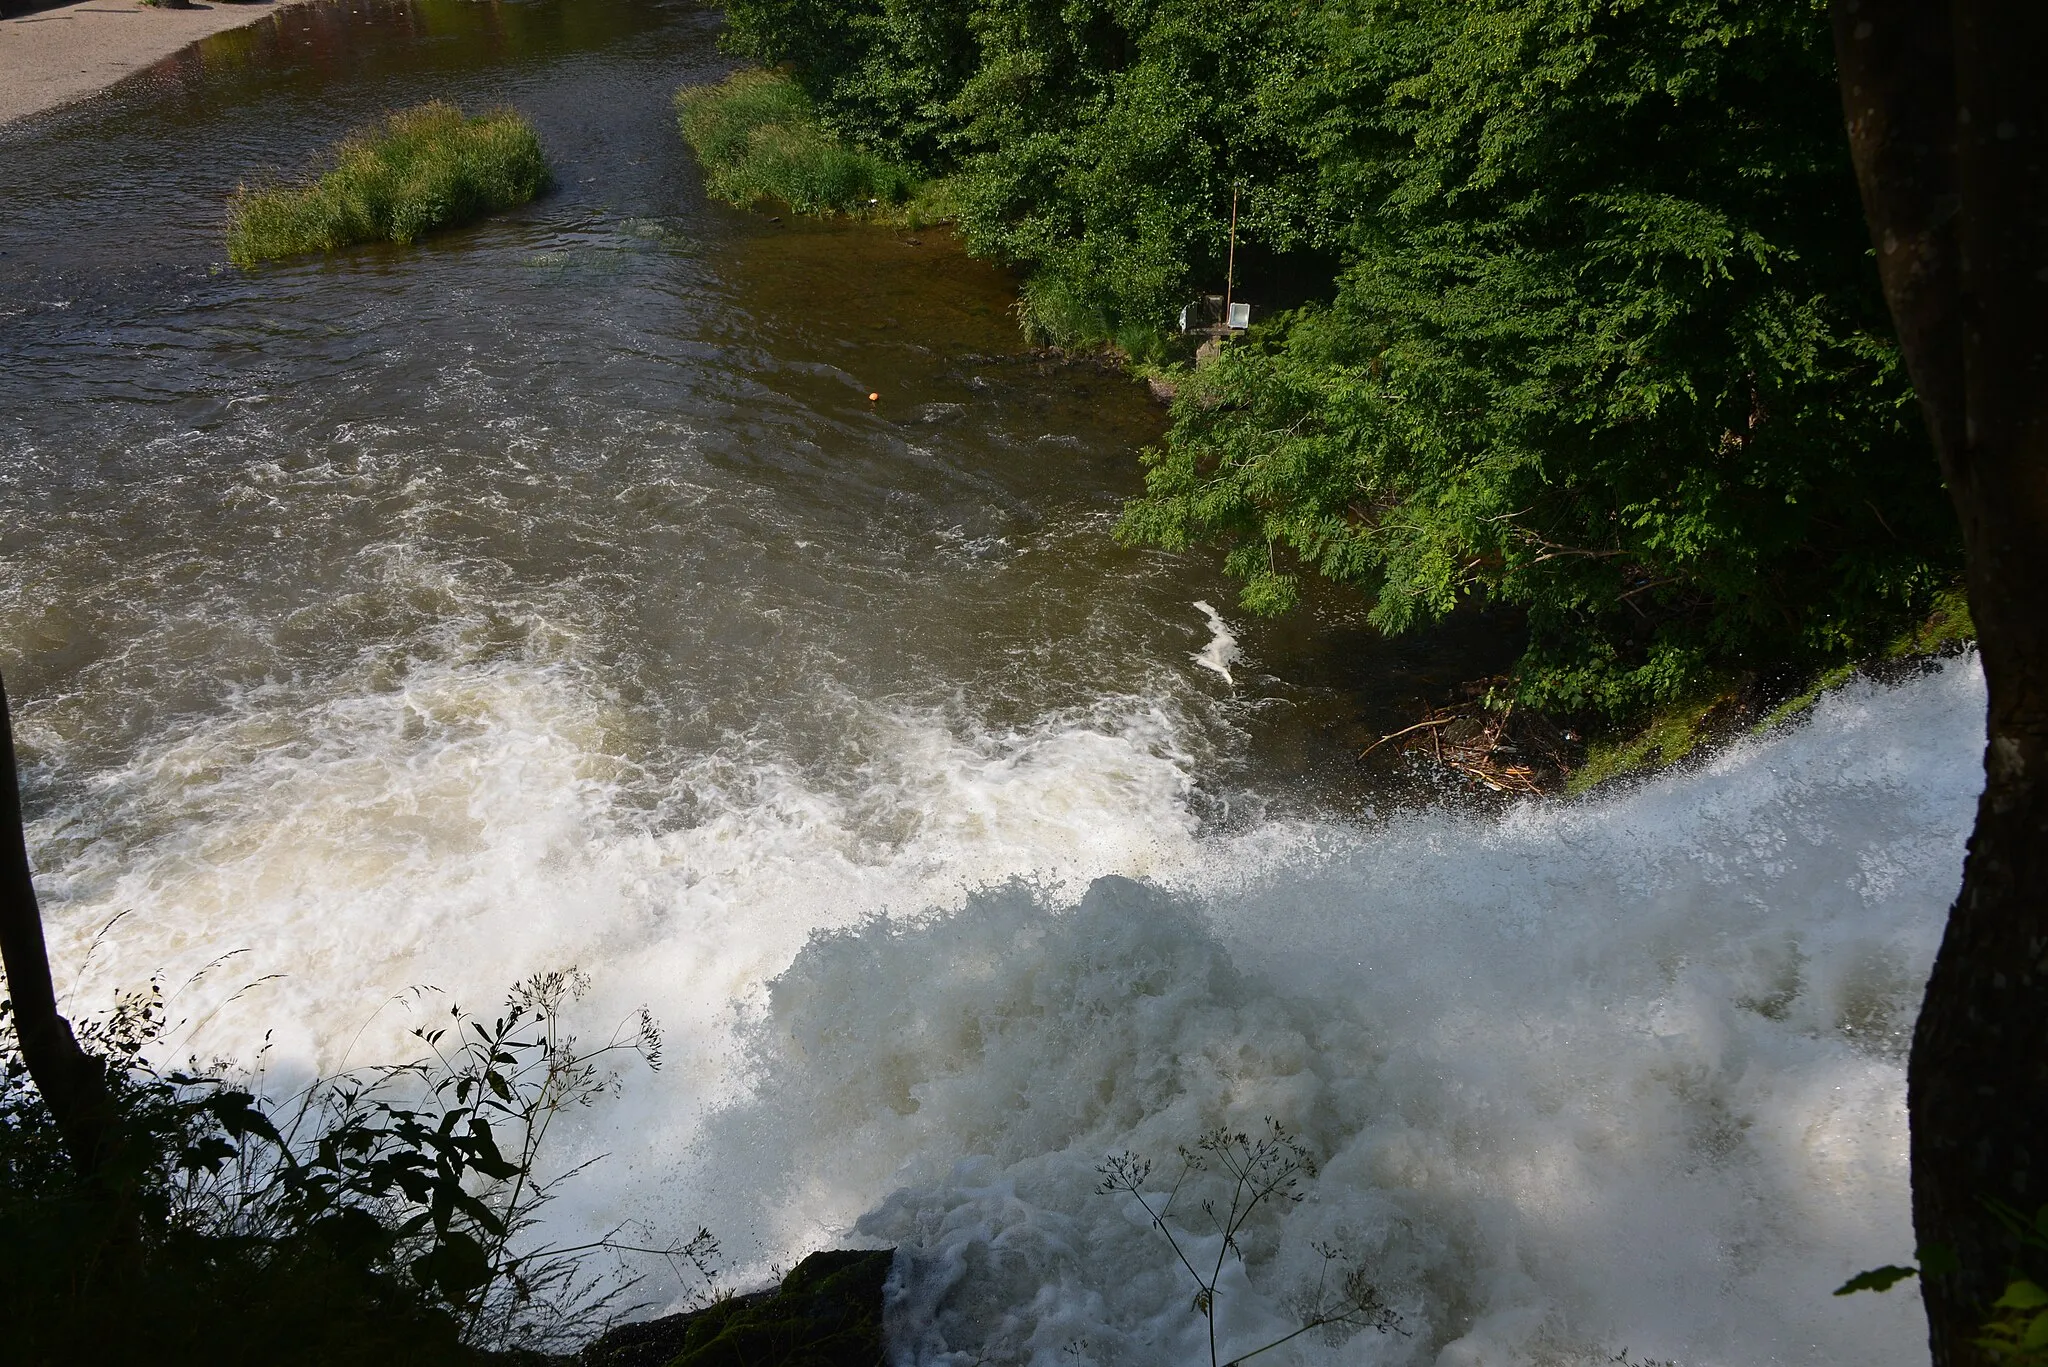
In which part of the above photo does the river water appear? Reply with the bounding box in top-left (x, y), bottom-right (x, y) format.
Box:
top-left (0, 3), bottom-right (1979, 1364)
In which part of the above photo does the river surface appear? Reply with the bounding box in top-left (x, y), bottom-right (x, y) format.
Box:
top-left (0, 4), bottom-right (1979, 1365)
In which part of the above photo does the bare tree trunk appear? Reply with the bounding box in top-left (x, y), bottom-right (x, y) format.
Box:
top-left (1832, 3), bottom-right (2048, 1364)
top-left (0, 673), bottom-right (114, 1176)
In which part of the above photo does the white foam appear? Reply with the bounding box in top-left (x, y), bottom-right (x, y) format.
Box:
top-left (37, 653), bottom-right (1204, 1076)
top-left (697, 661), bottom-right (1982, 1367)
top-left (32, 653), bottom-right (1983, 1367)
top-left (1191, 601), bottom-right (1239, 686)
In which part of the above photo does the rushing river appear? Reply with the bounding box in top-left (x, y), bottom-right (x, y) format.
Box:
top-left (0, 3), bottom-right (1980, 1364)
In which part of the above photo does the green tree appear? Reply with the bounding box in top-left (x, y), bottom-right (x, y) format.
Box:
top-left (1117, 0), bottom-right (1959, 713)
top-left (724, 0), bottom-right (1326, 348)
top-left (715, 0), bottom-right (1963, 715)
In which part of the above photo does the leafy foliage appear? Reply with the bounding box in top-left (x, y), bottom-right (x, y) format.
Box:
top-left (721, 0), bottom-right (1317, 345)
top-left (716, 0), bottom-right (981, 170)
top-left (1981, 1279), bottom-right (2048, 1367)
top-left (676, 70), bottom-right (919, 217)
top-left (1117, 0), bottom-right (1956, 714)
top-left (718, 0), bottom-right (1963, 715)
top-left (1097, 1120), bottom-right (1403, 1367)
top-left (1, 971), bottom-right (689, 1366)
top-left (1978, 1204), bottom-right (2048, 1366)
top-left (228, 102), bottom-right (549, 267)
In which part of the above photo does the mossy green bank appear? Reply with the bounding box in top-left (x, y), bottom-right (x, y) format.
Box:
top-left (1567, 588), bottom-right (1977, 794)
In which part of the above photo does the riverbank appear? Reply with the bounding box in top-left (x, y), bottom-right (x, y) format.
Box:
top-left (0, 0), bottom-right (296, 129)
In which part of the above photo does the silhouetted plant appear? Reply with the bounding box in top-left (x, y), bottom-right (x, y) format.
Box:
top-left (1097, 1119), bottom-right (1403, 1367)
top-left (1, 969), bottom-right (706, 1365)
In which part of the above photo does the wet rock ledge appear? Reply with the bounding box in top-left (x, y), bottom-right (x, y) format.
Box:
top-left (578, 1248), bottom-right (893, 1367)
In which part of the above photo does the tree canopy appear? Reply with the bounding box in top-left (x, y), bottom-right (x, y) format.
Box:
top-left (719, 0), bottom-right (1962, 715)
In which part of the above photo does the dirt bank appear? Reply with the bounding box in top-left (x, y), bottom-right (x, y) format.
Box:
top-left (0, 0), bottom-right (295, 129)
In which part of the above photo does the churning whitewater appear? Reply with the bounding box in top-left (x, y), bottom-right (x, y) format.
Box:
top-left (37, 652), bottom-right (1978, 1367)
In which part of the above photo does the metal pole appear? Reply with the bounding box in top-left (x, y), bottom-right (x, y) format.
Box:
top-left (1224, 186), bottom-right (1239, 330)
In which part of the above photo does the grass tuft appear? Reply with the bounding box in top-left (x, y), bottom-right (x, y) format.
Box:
top-left (674, 70), bottom-right (923, 218)
top-left (227, 102), bottom-right (549, 267)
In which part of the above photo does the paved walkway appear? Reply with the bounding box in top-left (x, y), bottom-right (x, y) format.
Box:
top-left (1, 0), bottom-right (294, 129)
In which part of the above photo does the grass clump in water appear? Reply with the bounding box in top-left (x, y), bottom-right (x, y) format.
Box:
top-left (675, 70), bottom-right (932, 219)
top-left (227, 102), bottom-right (549, 267)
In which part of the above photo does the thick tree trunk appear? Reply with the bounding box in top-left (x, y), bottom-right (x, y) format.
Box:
top-left (0, 674), bottom-right (115, 1175)
top-left (1832, 3), bottom-right (2048, 1364)
top-left (1829, 0), bottom-right (1965, 465)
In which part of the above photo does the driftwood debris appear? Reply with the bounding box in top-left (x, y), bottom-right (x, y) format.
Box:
top-left (1359, 695), bottom-right (1577, 794)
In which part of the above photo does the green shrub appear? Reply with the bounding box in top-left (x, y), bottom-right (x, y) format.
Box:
top-left (675, 70), bottom-right (916, 217)
top-left (1110, 0), bottom-right (1960, 718)
top-left (227, 102), bottom-right (549, 267)
top-left (1, 972), bottom-right (685, 1364)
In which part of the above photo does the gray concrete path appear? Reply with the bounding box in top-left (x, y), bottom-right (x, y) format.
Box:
top-left (1, 0), bottom-right (296, 129)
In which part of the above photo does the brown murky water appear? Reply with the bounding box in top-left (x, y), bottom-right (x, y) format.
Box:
top-left (0, 0), bottom-right (1515, 869)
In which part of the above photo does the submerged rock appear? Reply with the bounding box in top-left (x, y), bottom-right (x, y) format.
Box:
top-left (580, 1249), bottom-right (893, 1367)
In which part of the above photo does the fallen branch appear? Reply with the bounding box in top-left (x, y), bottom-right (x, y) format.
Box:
top-left (1358, 715), bottom-right (1458, 759)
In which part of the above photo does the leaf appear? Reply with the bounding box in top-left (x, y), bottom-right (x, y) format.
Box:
top-left (466, 1118), bottom-right (521, 1181)
top-left (1834, 1265), bottom-right (1920, 1296)
top-left (453, 1186), bottom-right (508, 1238)
top-left (2022, 1311), bottom-right (2048, 1351)
top-left (204, 1089), bottom-right (282, 1143)
top-left (177, 1135), bottom-right (238, 1174)
top-left (1993, 1281), bottom-right (2048, 1311)
top-left (414, 1229), bottom-right (494, 1302)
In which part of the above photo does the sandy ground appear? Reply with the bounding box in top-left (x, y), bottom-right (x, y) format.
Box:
top-left (0, 0), bottom-right (295, 128)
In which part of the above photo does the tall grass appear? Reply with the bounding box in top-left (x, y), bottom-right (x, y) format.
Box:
top-left (674, 70), bottom-right (923, 218)
top-left (227, 102), bottom-right (549, 267)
